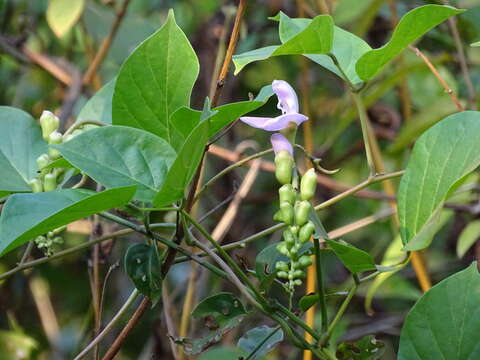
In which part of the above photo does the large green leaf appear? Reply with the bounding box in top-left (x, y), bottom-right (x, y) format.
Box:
top-left (0, 107), bottom-right (48, 192)
top-left (238, 325), bottom-right (283, 360)
top-left (398, 262), bottom-right (480, 360)
top-left (77, 79), bottom-right (115, 125)
top-left (326, 239), bottom-right (376, 274)
top-left (356, 5), bottom-right (463, 81)
top-left (124, 243), bottom-right (162, 304)
top-left (398, 111), bottom-right (480, 250)
top-left (232, 15), bottom-right (334, 74)
top-left (0, 186), bottom-right (136, 256)
top-left (54, 126), bottom-right (176, 202)
top-left (154, 118), bottom-right (210, 206)
top-left (112, 10), bottom-right (199, 142)
top-left (179, 293), bottom-right (247, 355)
top-left (276, 12), bottom-right (371, 85)
top-left (46, 0), bottom-right (85, 38)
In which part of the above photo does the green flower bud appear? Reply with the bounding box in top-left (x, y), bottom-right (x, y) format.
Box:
top-left (275, 261), bottom-right (289, 272)
top-left (289, 225), bottom-right (299, 236)
top-left (293, 279), bottom-right (303, 286)
top-left (299, 221), bottom-right (315, 243)
top-left (274, 150), bottom-right (293, 185)
top-left (276, 242), bottom-right (289, 256)
top-left (300, 168), bottom-right (317, 200)
top-left (277, 271), bottom-right (288, 279)
top-left (290, 244), bottom-right (301, 256)
top-left (279, 184), bottom-right (296, 205)
top-left (48, 131), bottom-right (63, 145)
top-left (283, 229), bottom-right (295, 247)
top-left (52, 236), bottom-right (63, 244)
top-left (36, 154), bottom-right (50, 171)
top-left (273, 209), bottom-right (284, 222)
top-left (48, 147), bottom-right (61, 160)
top-left (295, 200), bottom-right (311, 226)
top-left (43, 172), bottom-right (57, 192)
top-left (280, 201), bottom-right (294, 225)
top-left (293, 269), bottom-right (305, 279)
top-left (29, 178), bottom-right (43, 193)
top-left (298, 255), bottom-right (313, 268)
top-left (288, 273), bottom-right (294, 280)
top-left (39, 111), bottom-right (59, 140)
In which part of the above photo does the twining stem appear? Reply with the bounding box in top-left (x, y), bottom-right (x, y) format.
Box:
top-left (313, 238), bottom-right (328, 333)
top-left (73, 289), bottom-right (139, 360)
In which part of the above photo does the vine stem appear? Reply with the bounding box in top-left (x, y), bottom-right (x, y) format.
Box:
top-left (313, 238), bottom-right (328, 333)
top-left (73, 289), bottom-right (139, 360)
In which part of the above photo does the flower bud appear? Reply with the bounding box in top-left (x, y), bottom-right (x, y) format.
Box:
top-left (274, 150), bottom-right (293, 185)
top-left (293, 269), bottom-right (305, 279)
top-left (275, 261), bottom-right (289, 272)
top-left (277, 271), bottom-right (288, 279)
top-left (289, 225), bottom-right (299, 236)
top-left (52, 236), bottom-right (63, 244)
top-left (299, 221), bottom-right (315, 243)
top-left (48, 131), bottom-right (63, 145)
top-left (48, 147), bottom-right (61, 160)
top-left (273, 209), bottom-right (284, 222)
top-left (43, 172), bottom-right (57, 192)
top-left (295, 200), bottom-right (311, 226)
top-left (283, 229), bottom-right (295, 247)
top-left (279, 184), bottom-right (296, 205)
top-left (39, 111), bottom-right (59, 140)
top-left (293, 279), bottom-right (303, 286)
top-left (276, 242), bottom-right (289, 256)
top-left (36, 154), bottom-right (50, 171)
top-left (300, 168), bottom-right (317, 200)
top-left (29, 178), bottom-right (43, 193)
top-left (280, 201), bottom-right (294, 225)
top-left (298, 255), bottom-right (313, 268)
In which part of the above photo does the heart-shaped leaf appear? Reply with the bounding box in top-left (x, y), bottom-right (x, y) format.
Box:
top-left (0, 186), bottom-right (136, 256)
top-left (398, 262), bottom-right (480, 360)
top-left (124, 243), bottom-right (162, 304)
top-left (54, 126), bottom-right (176, 202)
top-left (356, 5), bottom-right (464, 81)
top-left (112, 10), bottom-right (199, 142)
top-left (398, 111), bottom-right (480, 250)
top-left (0, 107), bottom-right (48, 193)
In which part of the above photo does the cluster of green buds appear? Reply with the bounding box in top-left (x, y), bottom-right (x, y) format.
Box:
top-left (34, 226), bottom-right (66, 256)
top-left (273, 149), bottom-right (318, 291)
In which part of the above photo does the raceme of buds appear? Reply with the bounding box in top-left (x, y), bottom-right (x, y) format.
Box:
top-left (274, 150), bottom-right (294, 185)
top-left (39, 111), bottom-right (60, 141)
top-left (300, 168), bottom-right (317, 200)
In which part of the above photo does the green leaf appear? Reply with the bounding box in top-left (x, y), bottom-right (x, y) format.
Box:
top-left (180, 293), bottom-right (247, 355)
top-left (326, 239), bottom-right (376, 274)
top-left (46, 0), bottom-right (85, 38)
top-left (124, 243), bottom-right (162, 304)
top-left (309, 207), bottom-right (329, 239)
top-left (77, 79), bottom-right (115, 125)
top-left (276, 12), bottom-right (371, 85)
top-left (356, 5), bottom-right (464, 81)
top-left (233, 15), bottom-right (334, 74)
top-left (197, 346), bottom-right (245, 360)
top-left (154, 118), bottom-right (209, 206)
top-left (337, 335), bottom-right (385, 360)
top-left (112, 10), bottom-right (199, 142)
top-left (398, 262), bottom-right (480, 360)
top-left (299, 294), bottom-right (319, 312)
top-left (54, 126), bottom-right (176, 202)
top-left (398, 111), bottom-right (480, 250)
top-left (457, 220), bottom-right (480, 258)
top-left (0, 106), bottom-right (48, 192)
top-left (238, 326), bottom-right (283, 360)
top-left (0, 187), bottom-right (136, 256)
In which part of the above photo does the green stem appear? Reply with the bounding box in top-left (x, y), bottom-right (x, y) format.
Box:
top-left (245, 326), bottom-right (281, 360)
top-left (314, 238), bottom-right (328, 333)
top-left (64, 120), bottom-right (106, 136)
top-left (352, 92), bottom-right (376, 176)
top-left (274, 302), bottom-right (320, 341)
top-left (194, 148), bottom-right (273, 203)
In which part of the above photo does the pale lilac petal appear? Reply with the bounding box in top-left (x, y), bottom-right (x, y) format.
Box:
top-left (271, 133), bottom-right (293, 154)
top-left (262, 113), bottom-right (308, 131)
top-left (239, 116), bottom-right (274, 129)
top-left (272, 80), bottom-right (299, 114)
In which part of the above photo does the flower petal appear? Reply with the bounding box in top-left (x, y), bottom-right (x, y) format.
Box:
top-left (272, 80), bottom-right (299, 114)
top-left (239, 116), bottom-right (275, 129)
top-left (262, 113), bottom-right (308, 131)
top-left (271, 133), bottom-right (293, 154)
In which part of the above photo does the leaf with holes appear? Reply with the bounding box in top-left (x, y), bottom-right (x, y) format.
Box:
top-left (112, 10), bottom-right (199, 142)
top-left (238, 326), bottom-right (283, 360)
top-left (54, 126), bottom-right (176, 202)
top-left (0, 107), bottom-right (48, 193)
top-left (337, 335), bottom-right (385, 360)
top-left (0, 187), bottom-right (136, 256)
top-left (124, 243), bottom-right (162, 304)
top-left (326, 239), bottom-right (376, 274)
top-left (398, 262), bottom-right (480, 360)
top-left (356, 5), bottom-right (464, 81)
top-left (398, 111), bottom-right (480, 250)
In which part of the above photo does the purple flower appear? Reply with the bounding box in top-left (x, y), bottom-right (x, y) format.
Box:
top-left (240, 80), bottom-right (308, 154)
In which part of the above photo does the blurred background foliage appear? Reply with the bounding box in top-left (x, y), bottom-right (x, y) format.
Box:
top-left (1, 0), bottom-right (480, 359)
